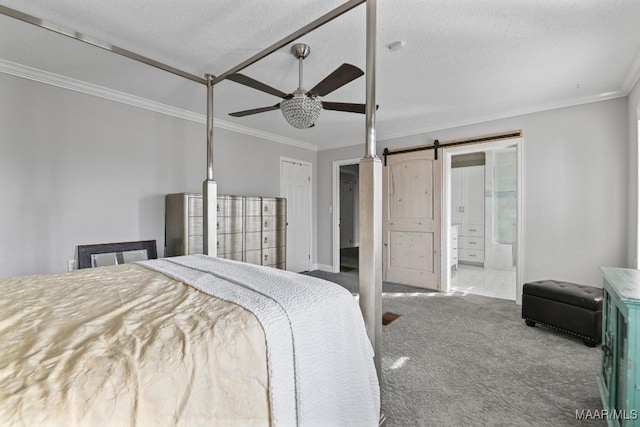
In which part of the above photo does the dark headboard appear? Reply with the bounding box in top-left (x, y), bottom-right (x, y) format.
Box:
top-left (77, 240), bottom-right (157, 269)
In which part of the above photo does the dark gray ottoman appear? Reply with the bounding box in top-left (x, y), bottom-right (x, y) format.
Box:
top-left (522, 280), bottom-right (602, 347)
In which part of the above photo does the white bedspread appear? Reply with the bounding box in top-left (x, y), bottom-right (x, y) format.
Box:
top-left (141, 255), bottom-right (380, 427)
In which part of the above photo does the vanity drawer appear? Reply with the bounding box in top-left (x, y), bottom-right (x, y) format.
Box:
top-left (460, 225), bottom-right (484, 237)
top-left (459, 236), bottom-right (484, 249)
top-left (459, 249), bottom-right (484, 263)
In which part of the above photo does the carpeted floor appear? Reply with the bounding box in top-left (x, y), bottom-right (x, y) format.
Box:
top-left (305, 270), bottom-right (605, 427)
top-left (340, 246), bottom-right (359, 272)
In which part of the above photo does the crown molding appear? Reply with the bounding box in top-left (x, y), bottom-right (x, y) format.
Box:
top-left (212, 119), bottom-right (318, 151)
top-left (622, 47), bottom-right (640, 94)
top-left (317, 90), bottom-right (628, 151)
top-left (0, 59), bottom-right (318, 152)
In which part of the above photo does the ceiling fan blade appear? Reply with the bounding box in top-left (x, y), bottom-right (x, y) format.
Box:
top-left (229, 104), bottom-right (281, 117)
top-left (227, 74), bottom-right (289, 98)
top-left (308, 64), bottom-right (364, 97)
top-left (322, 102), bottom-right (379, 114)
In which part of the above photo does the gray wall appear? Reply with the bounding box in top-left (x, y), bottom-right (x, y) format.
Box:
top-left (317, 98), bottom-right (629, 287)
top-left (628, 78), bottom-right (640, 269)
top-left (0, 73), bottom-right (316, 277)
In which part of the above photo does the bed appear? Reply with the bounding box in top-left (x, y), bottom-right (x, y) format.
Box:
top-left (0, 1), bottom-right (384, 425)
top-left (0, 255), bottom-right (379, 426)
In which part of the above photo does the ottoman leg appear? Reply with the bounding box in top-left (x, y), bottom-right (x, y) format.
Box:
top-left (525, 319), bottom-right (536, 327)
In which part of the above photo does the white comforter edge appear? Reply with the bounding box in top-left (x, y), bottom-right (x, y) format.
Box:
top-left (140, 255), bottom-right (380, 427)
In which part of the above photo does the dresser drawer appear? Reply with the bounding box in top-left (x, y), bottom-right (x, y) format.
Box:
top-left (187, 235), bottom-right (203, 254)
top-left (188, 216), bottom-right (203, 235)
top-left (223, 232), bottom-right (243, 254)
top-left (245, 232), bottom-right (262, 251)
top-left (245, 216), bottom-right (262, 233)
top-left (225, 196), bottom-right (244, 217)
top-left (460, 225), bottom-right (484, 237)
top-left (262, 247), bottom-right (285, 266)
top-left (263, 215), bottom-right (286, 231)
top-left (262, 230), bottom-right (285, 249)
top-left (245, 198), bottom-right (262, 216)
top-left (188, 195), bottom-right (203, 217)
top-left (222, 216), bottom-right (243, 233)
top-left (459, 236), bottom-right (484, 249)
top-left (459, 249), bottom-right (484, 262)
top-left (220, 251), bottom-right (243, 262)
top-left (245, 249), bottom-right (262, 265)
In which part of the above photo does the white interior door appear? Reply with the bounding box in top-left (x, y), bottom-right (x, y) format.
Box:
top-left (383, 150), bottom-right (441, 290)
top-left (450, 168), bottom-right (462, 225)
top-left (463, 165), bottom-right (485, 225)
top-left (281, 159), bottom-right (311, 272)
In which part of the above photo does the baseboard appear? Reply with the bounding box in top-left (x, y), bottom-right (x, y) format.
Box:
top-left (314, 263), bottom-right (334, 272)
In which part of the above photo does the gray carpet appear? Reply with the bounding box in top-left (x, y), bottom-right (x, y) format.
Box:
top-left (305, 270), bottom-right (605, 426)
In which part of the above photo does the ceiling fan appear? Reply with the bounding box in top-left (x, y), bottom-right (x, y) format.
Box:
top-left (227, 43), bottom-right (371, 129)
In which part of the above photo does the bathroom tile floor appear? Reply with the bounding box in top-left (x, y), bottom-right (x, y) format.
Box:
top-left (449, 263), bottom-right (516, 300)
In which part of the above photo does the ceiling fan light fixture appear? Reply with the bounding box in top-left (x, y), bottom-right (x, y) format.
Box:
top-left (280, 95), bottom-right (322, 129)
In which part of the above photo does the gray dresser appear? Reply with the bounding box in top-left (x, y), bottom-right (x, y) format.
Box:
top-left (165, 192), bottom-right (204, 256)
top-left (165, 193), bottom-right (286, 269)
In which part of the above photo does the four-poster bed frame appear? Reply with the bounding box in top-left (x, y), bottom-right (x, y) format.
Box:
top-left (0, 0), bottom-right (383, 378)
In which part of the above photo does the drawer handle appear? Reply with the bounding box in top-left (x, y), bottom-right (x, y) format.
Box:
top-left (264, 254), bottom-right (269, 261)
top-left (264, 221), bottom-right (268, 227)
top-left (469, 229), bottom-right (477, 232)
top-left (264, 237), bottom-right (268, 243)
top-left (470, 242), bottom-right (476, 245)
top-left (470, 254), bottom-right (476, 257)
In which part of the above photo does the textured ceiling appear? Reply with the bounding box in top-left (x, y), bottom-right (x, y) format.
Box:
top-left (1, 0), bottom-right (640, 150)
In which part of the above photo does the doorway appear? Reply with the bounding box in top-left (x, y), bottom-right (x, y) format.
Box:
top-left (442, 138), bottom-right (524, 303)
top-left (332, 158), bottom-right (361, 273)
top-left (280, 157), bottom-right (312, 273)
top-left (339, 164), bottom-right (360, 272)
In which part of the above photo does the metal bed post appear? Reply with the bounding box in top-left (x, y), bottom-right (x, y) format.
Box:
top-left (203, 74), bottom-right (218, 256)
top-left (360, 0), bottom-right (382, 381)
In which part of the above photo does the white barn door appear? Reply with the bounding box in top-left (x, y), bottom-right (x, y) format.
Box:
top-left (281, 159), bottom-right (311, 272)
top-left (383, 150), bottom-right (441, 290)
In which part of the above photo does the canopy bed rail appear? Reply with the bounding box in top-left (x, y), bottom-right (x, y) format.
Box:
top-left (0, 5), bottom-right (207, 85)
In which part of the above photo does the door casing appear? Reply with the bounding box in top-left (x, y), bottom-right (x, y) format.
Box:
top-left (280, 157), bottom-right (312, 272)
top-left (441, 137), bottom-right (525, 304)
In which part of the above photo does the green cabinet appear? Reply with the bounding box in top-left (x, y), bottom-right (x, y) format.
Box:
top-left (598, 268), bottom-right (640, 427)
